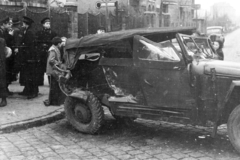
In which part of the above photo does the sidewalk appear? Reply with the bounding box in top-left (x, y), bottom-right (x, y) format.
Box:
top-left (0, 75), bottom-right (65, 133)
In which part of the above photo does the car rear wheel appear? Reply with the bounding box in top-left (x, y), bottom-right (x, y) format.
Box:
top-left (227, 104), bottom-right (240, 153)
top-left (64, 93), bottom-right (104, 134)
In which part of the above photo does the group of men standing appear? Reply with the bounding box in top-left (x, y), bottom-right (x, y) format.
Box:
top-left (0, 16), bottom-right (57, 107)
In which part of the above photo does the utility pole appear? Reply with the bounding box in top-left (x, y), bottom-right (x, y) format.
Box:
top-left (102, 0), bottom-right (111, 32)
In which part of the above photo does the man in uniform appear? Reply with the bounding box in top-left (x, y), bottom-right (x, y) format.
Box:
top-left (0, 17), bottom-right (14, 95)
top-left (11, 17), bottom-right (23, 57)
top-left (35, 17), bottom-right (57, 86)
top-left (9, 17), bottom-right (23, 88)
top-left (11, 17), bottom-right (23, 82)
top-left (17, 16), bottom-right (38, 99)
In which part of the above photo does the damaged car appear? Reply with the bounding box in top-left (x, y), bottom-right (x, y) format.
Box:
top-left (55, 27), bottom-right (240, 154)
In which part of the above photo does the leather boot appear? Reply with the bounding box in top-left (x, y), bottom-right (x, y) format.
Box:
top-left (0, 98), bottom-right (7, 107)
top-left (18, 86), bottom-right (28, 96)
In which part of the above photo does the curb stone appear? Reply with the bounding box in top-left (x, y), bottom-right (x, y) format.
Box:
top-left (0, 108), bottom-right (65, 134)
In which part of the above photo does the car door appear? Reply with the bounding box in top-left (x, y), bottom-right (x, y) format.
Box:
top-left (133, 35), bottom-right (195, 110)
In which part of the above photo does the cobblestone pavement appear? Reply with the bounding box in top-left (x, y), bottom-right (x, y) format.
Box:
top-left (0, 114), bottom-right (239, 160)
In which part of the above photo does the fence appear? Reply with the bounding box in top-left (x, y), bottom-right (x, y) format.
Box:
top-left (0, 5), bottom-right (70, 37)
top-left (78, 11), bottom-right (146, 37)
top-left (78, 12), bottom-right (107, 37)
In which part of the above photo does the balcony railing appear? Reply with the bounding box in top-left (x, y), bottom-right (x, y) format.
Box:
top-left (162, 0), bottom-right (178, 5)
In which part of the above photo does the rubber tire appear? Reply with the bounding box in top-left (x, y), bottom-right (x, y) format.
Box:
top-left (64, 93), bottom-right (104, 134)
top-left (227, 104), bottom-right (240, 153)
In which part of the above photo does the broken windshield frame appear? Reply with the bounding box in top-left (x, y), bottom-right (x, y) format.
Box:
top-left (178, 35), bottom-right (215, 60)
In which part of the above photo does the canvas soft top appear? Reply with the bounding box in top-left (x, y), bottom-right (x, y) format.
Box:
top-left (65, 27), bottom-right (196, 49)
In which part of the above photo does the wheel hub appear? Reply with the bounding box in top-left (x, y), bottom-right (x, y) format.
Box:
top-left (74, 103), bottom-right (91, 124)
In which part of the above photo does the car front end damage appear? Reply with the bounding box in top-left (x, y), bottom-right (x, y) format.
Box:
top-left (189, 59), bottom-right (240, 135)
top-left (190, 59), bottom-right (240, 152)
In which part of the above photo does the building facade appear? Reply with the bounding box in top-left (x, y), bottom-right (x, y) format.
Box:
top-left (161, 0), bottom-right (195, 27)
top-left (77, 0), bottom-right (162, 29)
top-left (77, 0), bottom-right (196, 30)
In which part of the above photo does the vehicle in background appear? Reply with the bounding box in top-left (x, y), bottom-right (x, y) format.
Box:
top-left (206, 26), bottom-right (225, 46)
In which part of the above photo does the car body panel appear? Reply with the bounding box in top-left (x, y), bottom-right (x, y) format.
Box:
top-left (192, 60), bottom-right (240, 78)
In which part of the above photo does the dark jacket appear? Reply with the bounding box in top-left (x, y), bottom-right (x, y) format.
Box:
top-left (0, 28), bottom-right (16, 84)
top-left (0, 38), bottom-right (7, 97)
top-left (11, 26), bottom-right (24, 49)
top-left (0, 28), bottom-right (13, 47)
top-left (35, 28), bottom-right (57, 85)
top-left (35, 28), bottom-right (57, 64)
top-left (18, 27), bottom-right (36, 86)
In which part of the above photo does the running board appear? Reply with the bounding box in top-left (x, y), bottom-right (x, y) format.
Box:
top-left (113, 104), bottom-right (191, 123)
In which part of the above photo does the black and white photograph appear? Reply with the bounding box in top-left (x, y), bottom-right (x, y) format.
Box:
top-left (0, 0), bottom-right (240, 159)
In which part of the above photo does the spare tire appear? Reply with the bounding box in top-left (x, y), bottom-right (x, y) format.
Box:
top-left (64, 93), bottom-right (104, 134)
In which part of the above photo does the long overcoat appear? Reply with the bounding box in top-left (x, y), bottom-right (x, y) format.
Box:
top-left (0, 38), bottom-right (7, 98)
top-left (18, 28), bottom-right (37, 86)
top-left (0, 28), bottom-right (15, 84)
top-left (35, 28), bottom-right (57, 85)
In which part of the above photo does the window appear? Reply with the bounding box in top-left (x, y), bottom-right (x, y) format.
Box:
top-left (180, 7), bottom-right (183, 19)
top-left (138, 39), bottom-right (180, 62)
top-left (191, 9), bottom-right (194, 19)
top-left (162, 4), bottom-right (168, 13)
top-left (152, 6), bottom-right (155, 11)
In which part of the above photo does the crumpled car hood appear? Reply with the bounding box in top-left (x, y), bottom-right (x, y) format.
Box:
top-left (191, 59), bottom-right (240, 78)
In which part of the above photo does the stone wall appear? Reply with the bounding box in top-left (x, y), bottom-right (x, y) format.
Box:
top-left (65, 1), bottom-right (78, 38)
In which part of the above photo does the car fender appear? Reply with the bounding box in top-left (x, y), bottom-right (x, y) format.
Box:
top-left (66, 89), bottom-right (112, 107)
top-left (67, 89), bottom-right (89, 102)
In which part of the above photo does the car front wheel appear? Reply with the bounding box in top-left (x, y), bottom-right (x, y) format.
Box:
top-left (64, 93), bottom-right (104, 134)
top-left (227, 104), bottom-right (240, 153)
